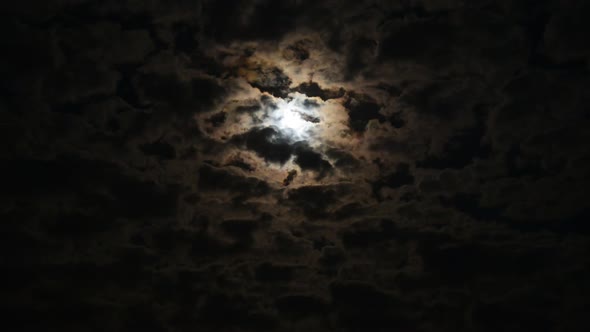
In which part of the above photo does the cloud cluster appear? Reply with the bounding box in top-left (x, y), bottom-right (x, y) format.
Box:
top-left (4, 0), bottom-right (590, 331)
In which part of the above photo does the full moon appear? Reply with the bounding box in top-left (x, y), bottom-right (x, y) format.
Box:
top-left (271, 97), bottom-right (319, 140)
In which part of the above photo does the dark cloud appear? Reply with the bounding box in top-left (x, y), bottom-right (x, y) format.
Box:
top-left (282, 39), bottom-right (311, 62)
top-left (344, 37), bottom-right (378, 79)
top-left (282, 169), bottom-right (297, 186)
top-left (197, 292), bottom-right (278, 329)
top-left (205, 111), bottom-right (227, 127)
top-left (233, 126), bottom-right (293, 164)
top-left (135, 73), bottom-right (227, 115)
top-left (318, 245), bottom-right (346, 267)
top-left (343, 92), bottom-right (385, 133)
top-left (388, 111), bottom-right (406, 128)
top-left (419, 241), bottom-right (551, 284)
top-left (201, 0), bottom-right (303, 42)
top-left (543, 4), bottom-right (590, 63)
top-left (416, 122), bottom-right (491, 169)
top-left (440, 193), bottom-right (504, 222)
top-left (325, 148), bottom-right (361, 169)
top-left (300, 99), bottom-right (321, 110)
top-left (139, 139), bottom-right (176, 159)
top-left (220, 217), bottom-right (265, 248)
top-left (254, 262), bottom-right (295, 282)
top-left (172, 23), bottom-right (200, 55)
top-left (293, 81), bottom-right (346, 100)
top-left (330, 280), bottom-right (413, 329)
top-left (198, 164), bottom-right (271, 196)
top-left (232, 126), bottom-right (333, 177)
top-left (286, 184), bottom-right (343, 219)
top-left (372, 162), bottom-right (415, 200)
top-left (1, 157), bottom-right (179, 218)
top-left (379, 20), bottom-right (454, 64)
top-left (275, 294), bottom-right (327, 317)
top-left (340, 218), bottom-right (398, 248)
top-left (225, 157), bottom-right (256, 172)
top-left (247, 66), bottom-right (292, 98)
top-left (293, 143), bottom-right (333, 178)
top-left (236, 103), bottom-right (262, 114)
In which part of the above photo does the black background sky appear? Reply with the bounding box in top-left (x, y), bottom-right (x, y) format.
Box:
top-left (2, 0), bottom-right (590, 331)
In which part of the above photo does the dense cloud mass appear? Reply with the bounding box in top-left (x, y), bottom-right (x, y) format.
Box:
top-left (3, 0), bottom-right (590, 331)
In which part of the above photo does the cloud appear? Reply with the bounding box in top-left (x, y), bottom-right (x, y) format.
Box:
top-left (201, 0), bottom-right (303, 42)
top-left (293, 81), bottom-right (345, 100)
top-left (244, 65), bottom-right (292, 98)
top-left (135, 73), bottom-right (227, 115)
top-left (232, 126), bottom-right (294, 164)
top-left (330, 280), bottom-right (413, 329)
top-left (343, 92), bottom-right (385, 133)
top-left (198, 163), bottom-right (271, 197)
top-left (285, 184), bottom-right (350, 219)
top-left (6, 1), bottom-right (590, 331)
top-left (292, 143), bottom-right (333, 178)
top-left (275, 294), bottom-right (328, 317)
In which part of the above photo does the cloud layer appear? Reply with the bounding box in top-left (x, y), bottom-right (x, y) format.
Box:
top-left (3, 0), bottom-right (590, 331)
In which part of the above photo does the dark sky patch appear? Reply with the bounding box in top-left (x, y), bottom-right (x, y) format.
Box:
top-left (379, 20), bottom-right (453, 60)
top-left (173, 23), bottom-right (200, 55)
top-left (275, 294), bottom-right (327, 317)
top-left (1, 157), bottom-right (179, 219)
top-left (543, 5), bottom-right (590, 63)
top-left (419, 242), bottom-right (551, 283)
top-left (330, 280), bottom-right (411, 329)
top-left (42, 212), bottom-right (115, 237)
top-left (254, 262), bottom-right (295, 282)
top-left (139, 139), bottom-right (176, 159)
top-left (197, 292), bottom-right (276, 329)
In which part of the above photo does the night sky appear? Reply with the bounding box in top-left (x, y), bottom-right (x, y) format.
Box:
top-left (3, 1), bottom-right (590, 331)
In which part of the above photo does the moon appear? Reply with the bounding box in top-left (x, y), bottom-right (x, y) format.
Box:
top-left (270, 97), bottom-right (320, 140)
